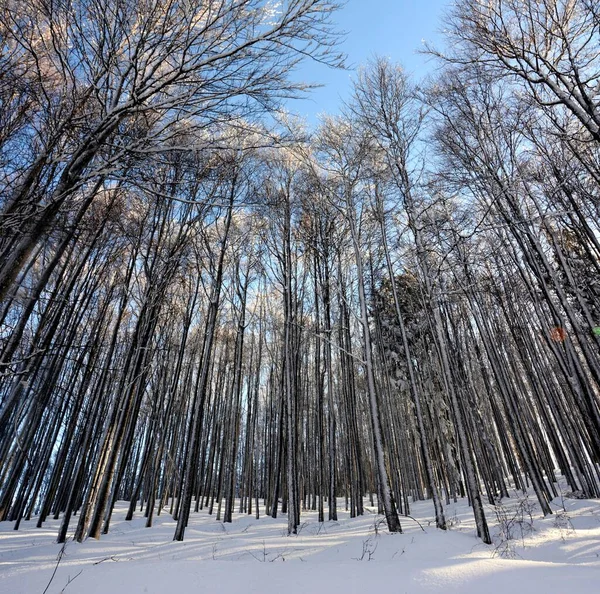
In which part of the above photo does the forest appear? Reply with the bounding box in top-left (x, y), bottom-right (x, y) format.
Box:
top-left (0, 0), bottom-right (599, 564)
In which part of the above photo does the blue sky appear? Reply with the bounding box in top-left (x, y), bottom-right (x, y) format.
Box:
top-left (287, 0), bottom-right (450, 126)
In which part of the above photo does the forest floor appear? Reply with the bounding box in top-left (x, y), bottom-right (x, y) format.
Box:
top-left (1, 490), bottom-right (599, 593)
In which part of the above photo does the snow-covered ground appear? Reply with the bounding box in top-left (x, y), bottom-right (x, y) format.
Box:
top-left (1, 492), bottom-right (599, 593)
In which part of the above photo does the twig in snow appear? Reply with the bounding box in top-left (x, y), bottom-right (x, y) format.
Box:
top-left (59, 570), bottom-right (83, 593)
top-left (42, 540), bottom-right (68, 594)
top-left (403, 514), bottom-right (426, 532)
top-left (93, 556), bottom-right (121, 565)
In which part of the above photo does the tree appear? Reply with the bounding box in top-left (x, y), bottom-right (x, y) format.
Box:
top-left (0, 0), bottom-right (343, 302)
top-left (314, 116), bottom-right (402, 533)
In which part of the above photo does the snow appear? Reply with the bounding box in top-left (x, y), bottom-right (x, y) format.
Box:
top-left (1, 494), bottom-right (599, 593)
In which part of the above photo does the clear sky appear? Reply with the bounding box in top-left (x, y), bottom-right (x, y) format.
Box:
top-left (286, 0), bottom-right (451, 126)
